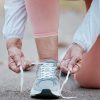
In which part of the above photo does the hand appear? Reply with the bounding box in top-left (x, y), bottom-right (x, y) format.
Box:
top-left (6, 38), bottom-right (32, 73)
top-left (60, 43), bottom-right (84, 74)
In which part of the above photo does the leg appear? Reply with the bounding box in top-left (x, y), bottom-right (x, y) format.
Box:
top-left (35, 37), bottom-right (58, 61)
top-left (25, 0), bottom-right (59, 61)
top-left (85, 0), bottom-right (92, 10)
top-left (25, 1), bottom-right (60, 98)
top-left (75, 36), bottom-right (100, 88)
top-left (74, 0), bottom-right (100, 88)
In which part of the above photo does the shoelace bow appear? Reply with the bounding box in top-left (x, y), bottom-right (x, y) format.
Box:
top-left (19, 62), bottom-right (76, 99)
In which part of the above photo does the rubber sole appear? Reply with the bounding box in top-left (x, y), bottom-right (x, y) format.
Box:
top-left (31, 89), bottom-right (59, 99)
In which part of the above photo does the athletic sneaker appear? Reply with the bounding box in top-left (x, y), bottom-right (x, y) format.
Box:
top-left (30, 60), bottom-right (60, 98)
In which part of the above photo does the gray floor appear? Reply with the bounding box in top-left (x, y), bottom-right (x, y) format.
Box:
top-left (0, 1), bottom-right (100, 100)
top-left (0, 65), bottom-right (100, 100)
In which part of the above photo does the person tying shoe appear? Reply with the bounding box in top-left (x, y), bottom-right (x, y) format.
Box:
top-left (3, 0), bottom-right (92, 98)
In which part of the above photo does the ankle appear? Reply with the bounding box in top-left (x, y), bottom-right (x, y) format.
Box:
top-left (39, 59), bottom-right (58, 63)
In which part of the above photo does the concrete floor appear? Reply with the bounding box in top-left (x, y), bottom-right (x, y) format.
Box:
top-left (0, 0), bottom-right (100, 100)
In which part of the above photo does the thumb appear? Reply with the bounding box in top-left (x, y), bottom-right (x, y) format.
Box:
top-left (63, 47), bottom-right (71, 61)
top-left (13, 54), bottom-right (22, 67)
top-left (72, 60), bottom-right (82, 73)
top-left (68, 55), bottom-right (82, 73)
top-left (68, 56), bottom-right (78, 72)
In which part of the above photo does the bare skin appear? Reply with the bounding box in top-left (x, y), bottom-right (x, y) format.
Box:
top-left (6, 0), bottom-right (59, 73)
top-left (85, 0), bottom-right (92, 10)
top-left (60, 0), bottom-right (92, 73)
top-left (60, 0), bottom-right (100, 88)
top-left (75, 36), bottom-right (100, 88)
top-left (60, 43), bottom-right (84, 74)
top-left (60, 36), bottom-right (100, 88)
top-left (35, 36), bottom-right (58, 61)
top-left (6, 0), bottom-right (92, 74)
top-left (6, 38), bottom-right (32, 73)
top-left (6, 36), bottom-right (58, 73)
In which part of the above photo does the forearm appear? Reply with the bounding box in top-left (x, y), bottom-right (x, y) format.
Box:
top-left (73, 0), bottom-right (100, 51)
top-left (3, 0), bottom-right (27, 40)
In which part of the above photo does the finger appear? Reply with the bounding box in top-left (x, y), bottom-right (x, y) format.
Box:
top-left (20, 56), bottom-right (25, 69)
top-left (60, 59), bottom-right (70, 68)
top-left (8, 57), bottom-right (20, 73)
top-left (21, 57), bottom-right (27, 70)
top-left (68, 56), bottom-right (79, 72)
top-left (60, 59), bottom-right (70, 73)
top-left (77, 60), bottom-right (82, 66)
top-left (71, 64), bottom-right (80, 74)
top-left (61, 66), bottom-right (68, 74)
top-left (70, 59), bottom-right (82, 74)
top-left (62, 45), bottom-right (73, 61)
top-left (63, 48), bottom-right (71, 60)
top-left (21, 56), bottom-right (33, 71)
top-left (13, 54), bottom-right (22, 67)
top-left (9, 63), bottom-right (20, 73)
top-left (24, 60), bottom-right (33, 71)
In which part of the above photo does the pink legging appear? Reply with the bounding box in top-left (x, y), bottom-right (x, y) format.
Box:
top-left (25, 0), bottom-right (59, 38)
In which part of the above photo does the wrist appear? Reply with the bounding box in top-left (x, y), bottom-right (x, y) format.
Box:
top-left (6, 38), bottom-right (22, 49)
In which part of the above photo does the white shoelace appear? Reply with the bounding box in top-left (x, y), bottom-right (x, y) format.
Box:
top-left (19, 66), bottom-right (24, 92)
top-left (59, 70), bottom-right (76, 99)
top-left (19, 61), bottom-right (76, 99)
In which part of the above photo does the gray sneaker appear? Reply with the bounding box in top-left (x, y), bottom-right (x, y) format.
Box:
top-left (30, 60), bottom-right (60, 98)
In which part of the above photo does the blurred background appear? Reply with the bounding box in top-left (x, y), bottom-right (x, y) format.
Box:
top-left (0, 0), bottom-right (86, 64)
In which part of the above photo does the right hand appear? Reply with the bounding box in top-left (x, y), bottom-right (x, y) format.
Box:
top-left (60, 43), bottom-right (84, 74)
top-left (6, 38), bottom-right (32, 73)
